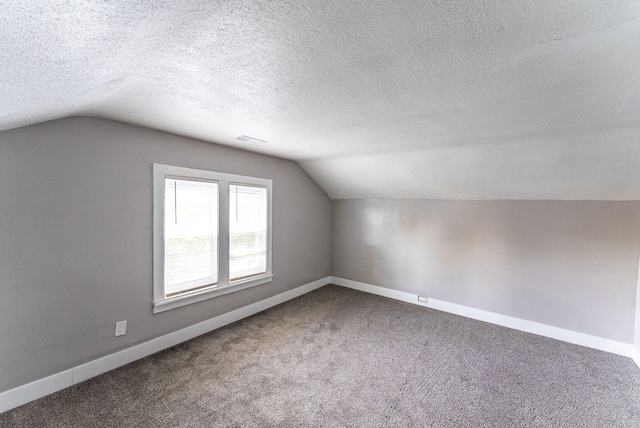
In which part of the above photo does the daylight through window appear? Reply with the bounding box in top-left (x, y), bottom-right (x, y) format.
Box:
top-left (230, 185), bottom-right (268, 281)
top-left (164, 178), bottom-right (218, 296)
top-left (153, 164), bottom-right (272, 313)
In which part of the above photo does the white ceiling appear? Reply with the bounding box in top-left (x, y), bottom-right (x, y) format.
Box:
top-left (2, 1), bottom-right (640, 199)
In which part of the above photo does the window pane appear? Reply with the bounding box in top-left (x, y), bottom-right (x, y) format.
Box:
top-left (165, 178), bottom-right (218, 295)
top-left (230, 185), bottom-right (267, 281)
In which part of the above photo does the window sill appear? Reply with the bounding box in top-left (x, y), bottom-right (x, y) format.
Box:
top-left (153, 274), bottom-right (273, 314)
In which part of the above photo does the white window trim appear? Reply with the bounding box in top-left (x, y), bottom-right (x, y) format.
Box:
top-left (153, 164), bottom-right (273, 313)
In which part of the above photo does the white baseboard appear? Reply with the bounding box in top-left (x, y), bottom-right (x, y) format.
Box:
top-left (0, 276), bottom-right (331, 414)
top-left (3, 275), bottom-right (636, 414)
top-left (331, 277), bottom-right (638, 360)
top-left (631, 347), bottom-right (640, 370)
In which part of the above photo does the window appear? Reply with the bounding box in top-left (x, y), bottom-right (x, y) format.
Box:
top-left (153, 164), bottom-right (272, 313)
top-left (230, 185), bottom-right (268, 281)
top-left (164, 178), bottom-right (218, 296)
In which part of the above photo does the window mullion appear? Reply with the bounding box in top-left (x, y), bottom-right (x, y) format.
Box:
top-left (218, 180), bottom-right (230, 286)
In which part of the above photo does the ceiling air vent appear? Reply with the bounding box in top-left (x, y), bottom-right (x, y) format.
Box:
top-left (234, 135), bottom-right (266, 144)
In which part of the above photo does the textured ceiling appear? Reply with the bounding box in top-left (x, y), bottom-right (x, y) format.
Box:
top-left (1, 1), bottom-right (640, 199)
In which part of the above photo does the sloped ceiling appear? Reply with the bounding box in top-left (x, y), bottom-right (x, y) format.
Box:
top-left (1, 1), bottom-right (639, 199)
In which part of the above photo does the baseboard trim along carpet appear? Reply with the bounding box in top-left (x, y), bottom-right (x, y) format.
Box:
top-left (331, 277), bottom-right (640, 368)
top-left (0, 276), bottom-right (332, 414)
top-left (632, 347), bottom-right (640, 368)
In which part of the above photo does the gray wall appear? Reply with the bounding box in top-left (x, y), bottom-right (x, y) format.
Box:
top-left (0, 117), bottom-right (331, 393)
top-left (332, 199), bottom-right (640, 343)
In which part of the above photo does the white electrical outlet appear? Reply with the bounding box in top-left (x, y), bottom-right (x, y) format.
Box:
top-left (417, 296), bottom-right (428, 304)
top-left (115, 320), bottom-right (127, 337)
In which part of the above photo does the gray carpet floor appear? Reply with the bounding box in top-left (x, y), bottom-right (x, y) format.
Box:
top-left (2, 284), bottom-right (640, 427)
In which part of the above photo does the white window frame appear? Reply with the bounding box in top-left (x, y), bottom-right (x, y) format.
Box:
top-left (153, 164), bottom-right (273, 313)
